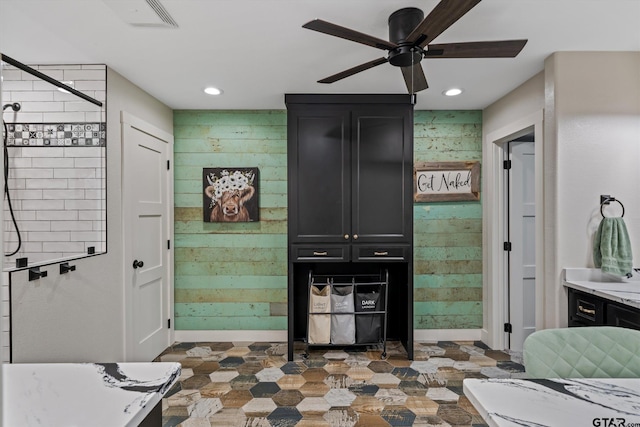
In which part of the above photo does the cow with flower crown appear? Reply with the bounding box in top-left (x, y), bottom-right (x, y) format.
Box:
top-left (204, 169), bottom-right (256, 222)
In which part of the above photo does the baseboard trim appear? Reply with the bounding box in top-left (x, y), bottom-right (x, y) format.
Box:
top-left (414, 329), bottom-right (483, 342)
top-left (480, 328), bottom-right (490, 347)
top-left (174, 330), bottom-right (287, 343)
top-left (174, 329), bottom-right (483, 344)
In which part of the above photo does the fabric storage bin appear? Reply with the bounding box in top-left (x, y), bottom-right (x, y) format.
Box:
top-left (308, 284), bottom-right (331, 344)
top-left (355, 288), bottom-right (382, 344)
top-left (330, 285), bottom-right (355, 344)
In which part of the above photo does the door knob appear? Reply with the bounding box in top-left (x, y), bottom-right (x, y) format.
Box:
top-left (344, 234), bottom-right (350, 239)
top-left (133, 260), bottom-right (144, 269)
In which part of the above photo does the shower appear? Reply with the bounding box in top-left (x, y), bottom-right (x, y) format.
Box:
top-left (3, 101), bottom-right (22, 256)
top-left (1, 55), bottom-right (107, 265)
top-left (3, 103), bottom-right (20, 113)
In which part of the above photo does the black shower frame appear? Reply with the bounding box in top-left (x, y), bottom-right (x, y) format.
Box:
top-left (1, 54), bottom-right (103, 107)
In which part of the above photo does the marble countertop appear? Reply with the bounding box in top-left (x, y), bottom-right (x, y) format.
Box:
top-left (464, 377), bottom-right (640, 427)
top-left (3, 362), bottom-right (181, 427)
top-left (563, 268), bottom-right (640, 309)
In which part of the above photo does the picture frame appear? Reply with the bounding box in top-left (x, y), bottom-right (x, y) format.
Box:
top-left (413, 161), bottom-right (480, 202)
top-left (203, 167), bottom-right (259, 222)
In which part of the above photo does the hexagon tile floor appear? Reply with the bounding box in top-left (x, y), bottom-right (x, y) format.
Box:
top-left (156, 341), bottom-right (525, 427)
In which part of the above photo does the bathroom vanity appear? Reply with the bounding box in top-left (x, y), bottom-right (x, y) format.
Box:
top-left (464, 377), bottom-right (640, 427)
top-left (563, 268), bottom-right (640, 330)
top-left (3, 362), bottom-right (180, 426)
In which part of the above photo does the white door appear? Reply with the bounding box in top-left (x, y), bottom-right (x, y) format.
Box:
top-left (507, 139), bottom-right (535, 351)
top-left (122, 112), bottom-right (173, 362)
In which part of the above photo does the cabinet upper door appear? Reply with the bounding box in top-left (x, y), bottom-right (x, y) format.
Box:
top-left (351, 105), bottom-right (413, 243)
top-left (288, 106), bottom-right (351, 243)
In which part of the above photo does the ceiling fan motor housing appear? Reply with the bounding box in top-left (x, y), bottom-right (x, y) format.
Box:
top-left (388, 7), bottom-right (424, 67)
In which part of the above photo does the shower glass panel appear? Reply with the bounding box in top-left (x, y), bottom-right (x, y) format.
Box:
top-left (1, 59), bottom-right (106, 268)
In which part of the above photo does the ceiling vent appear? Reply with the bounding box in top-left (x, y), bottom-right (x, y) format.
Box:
top-left (102, 0), bottom-right (178, 28)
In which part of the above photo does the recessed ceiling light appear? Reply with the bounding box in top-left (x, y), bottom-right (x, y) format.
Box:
top-left (443, 88), bottom-right (463, 97)
top-left (204, 87), bottom-right (222, 96)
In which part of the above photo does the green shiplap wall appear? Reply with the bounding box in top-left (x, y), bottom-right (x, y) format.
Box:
top-left (413, 110), bottom-right (483, 329)
top-left (173, 109), bottom-right (482, 331)
top-left (173, 111), bottom-right (288, 330)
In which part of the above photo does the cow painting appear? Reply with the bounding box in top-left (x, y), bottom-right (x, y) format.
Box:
top-left (203, 168), bottom-right (258, 222)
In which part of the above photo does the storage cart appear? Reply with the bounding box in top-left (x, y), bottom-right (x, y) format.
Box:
top-left (305, 268), bottom-right (389, 358)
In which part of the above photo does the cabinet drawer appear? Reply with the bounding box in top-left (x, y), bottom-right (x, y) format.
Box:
top-left (353, 245), bottom-right (410, 262)
top-left (606, 303), bottom-right (640, 331)
top-left (292, 245), bottom-right (349, 262)
top-left (568, 289), bottom-right (605, 325)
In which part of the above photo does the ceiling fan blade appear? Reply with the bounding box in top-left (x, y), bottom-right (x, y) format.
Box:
top-left (303, 19), bottom-right (398, 50)
top-left (425, 40), bottom-right (528, 58)
top-left (318, 57), bottom-right (389, 84)
top-left (401, 63), bottom-right (428, 93)
top-left (406, 0), bottom-right (482, 47)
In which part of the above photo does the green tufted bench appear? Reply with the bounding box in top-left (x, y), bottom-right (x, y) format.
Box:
top-left (523, 326), bottom-right (640, 378)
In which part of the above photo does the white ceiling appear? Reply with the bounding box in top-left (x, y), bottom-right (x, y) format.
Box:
top-left (1, 0), bottom-right (639, 111)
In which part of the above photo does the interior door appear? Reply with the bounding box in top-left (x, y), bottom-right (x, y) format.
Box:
top-left (507, 139), bottom-right (536, 351)
top-left (122, 112), bottom-right (173, 362)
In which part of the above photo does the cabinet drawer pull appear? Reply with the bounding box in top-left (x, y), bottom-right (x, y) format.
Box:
top-left (578, 305), bottom-right (596, 315)
top-left (313, 251), bottom-right (328, 256)
top-left (374, 251), bottom-right (389, 256)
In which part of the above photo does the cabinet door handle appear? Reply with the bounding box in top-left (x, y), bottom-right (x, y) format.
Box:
top-left (578, 305), bottom-right (596, 315)
top-left (374, 251), bottom-right (389, 256)
top-left (313, 251), bottom-right (328, 256)
top-left (353, 234), bottom-right (358, 240)
top-left (344, 234), bottom-right (349, 240)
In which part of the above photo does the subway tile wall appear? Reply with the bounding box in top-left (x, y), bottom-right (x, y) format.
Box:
top-left (3, 145), bottom-right (106, 263)
top-left (1, 64), bottom-right (106, 362)
top-left (2, 64), bottom-right (106, 266)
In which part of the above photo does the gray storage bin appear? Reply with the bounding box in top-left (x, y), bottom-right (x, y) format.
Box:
top-left (330, 285), bottom-right (355, 344)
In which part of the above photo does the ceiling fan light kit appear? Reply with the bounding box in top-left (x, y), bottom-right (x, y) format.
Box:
top-left (302, 0), bottom-right (527, 94)
top-left (387, 7), bottom-right (424, 67)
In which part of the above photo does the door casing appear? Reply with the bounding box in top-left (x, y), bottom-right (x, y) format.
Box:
top-left (483, 110), bottom-right (544, 350)
top-left (122, 111), bottom-right (174, 361)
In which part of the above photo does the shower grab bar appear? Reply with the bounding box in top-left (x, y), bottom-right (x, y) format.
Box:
top-left (1, 54), bottom-right (103, 108)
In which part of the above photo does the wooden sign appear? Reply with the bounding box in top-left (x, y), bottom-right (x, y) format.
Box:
top-left (414, 161), bottom-right (480, 202)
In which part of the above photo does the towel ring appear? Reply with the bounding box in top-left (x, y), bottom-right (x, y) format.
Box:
top-left (601, 198), bottom-right (625, 218)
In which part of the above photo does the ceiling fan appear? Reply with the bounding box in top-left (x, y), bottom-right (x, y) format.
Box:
top-left (302, 0), bottom-right (527, 93)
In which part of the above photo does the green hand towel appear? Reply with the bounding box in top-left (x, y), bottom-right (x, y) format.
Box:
top-left (593, 217), bottom-right (633, 276)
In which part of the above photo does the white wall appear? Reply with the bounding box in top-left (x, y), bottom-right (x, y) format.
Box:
top-left (10, 67), bottom-right (172, 363)
top-left (482, 72), bottom-right (544, 347)
top-left (545, 51), bottom-right (640, 327)
top-left (483, 52), bottom-right (640, 339)
top-left (483, 72), bottom-right (544, 136)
